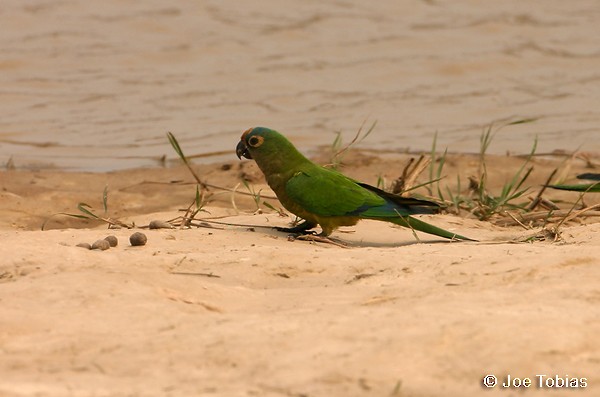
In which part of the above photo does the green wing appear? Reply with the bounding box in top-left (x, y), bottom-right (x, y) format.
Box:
top-left (285, 167), bottom-right (385, 216)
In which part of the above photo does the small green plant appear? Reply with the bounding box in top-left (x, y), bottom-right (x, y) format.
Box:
top-left (329, 120), bottom-right (377, 169)
top-left (242, 179), bottom-right (264, 213)
top-left (391, 155), bottom-right (438, 196)
top-left (445, 174), bottom-right (467, 214)
top-left (232, 179), bottom-right (284, 215)
top-left (428, 133), bottom-right (449, 201)
top-left (168, 131), bottom-right (277, 210)
top-left (178, 185), bottom-right (210, 227)
top-left (42, 185), bottom-right (132, 229)
top-left (422, 133), bottom-right (464, 212)
top-left (425, 119), bottom-right (539, 220)
top-left (262, 201), bottom-right (288, 217)
top-left (167, 131), bottom-right (209, 191)
top-left (470, 121), bottom-right (537, 220)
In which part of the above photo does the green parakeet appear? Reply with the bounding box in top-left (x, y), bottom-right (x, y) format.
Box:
top-left (236, 127), bottom-right (473, 241)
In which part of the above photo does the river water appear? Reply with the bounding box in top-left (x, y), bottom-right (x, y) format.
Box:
top-left (1, 1), bottom-right (599, 171)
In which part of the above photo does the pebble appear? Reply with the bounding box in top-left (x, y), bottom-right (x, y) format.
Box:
top-left (129, 232), bottom-right (147, 246)
top-left (91, 239), bottom-right (110, 251)
top-left (104, 235), bottom-right (118, 247)
top-left (76, 242), bottom-right (91, 250)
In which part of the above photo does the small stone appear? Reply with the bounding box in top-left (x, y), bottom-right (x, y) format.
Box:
top-left (91, 239), bottom-right (110, 251)
top-left (149, 220), bottom-right (173, 229)
top-left (129, 232), bottom-right (147, 246)
top-left (76, 242), bottom-right (91, 250)
top-left (104, 235), bottom-right (118, 247)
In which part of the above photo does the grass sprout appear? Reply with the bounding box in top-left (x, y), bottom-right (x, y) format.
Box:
top-left (167, 131), bottom-right (208, 191)
top-left (242, 179), bottom-right (263, 213)
top-left (42, 185), bottom-right (133, 230)
top-left (425, 119), bottom-right (538, 221)
top-left (329, 120), bottom-right (377, 169)
top-left (472, 126), bottom-right (536, 220)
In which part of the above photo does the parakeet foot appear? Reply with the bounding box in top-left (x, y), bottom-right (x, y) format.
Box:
top-left (292, 234), bottom-right (349, 248)
top-left (273, 220), bottom-right (317, 235)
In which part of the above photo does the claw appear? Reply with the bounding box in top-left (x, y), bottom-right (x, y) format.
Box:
top-left (291, 234), bottom-right (350, 248)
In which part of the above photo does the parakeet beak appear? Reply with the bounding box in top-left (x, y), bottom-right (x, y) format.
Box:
top-left (236, 140), bottom-right (252, 159)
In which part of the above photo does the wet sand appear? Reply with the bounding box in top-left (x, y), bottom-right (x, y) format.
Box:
top-left (1, 1), bottom-right (600, 170)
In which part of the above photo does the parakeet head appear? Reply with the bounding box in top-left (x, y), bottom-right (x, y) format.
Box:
top-left (236, 127), bottom-right (305, 163)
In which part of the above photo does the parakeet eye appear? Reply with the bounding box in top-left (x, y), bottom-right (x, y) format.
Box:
top-left (248, 135), bottom-right (264, 147)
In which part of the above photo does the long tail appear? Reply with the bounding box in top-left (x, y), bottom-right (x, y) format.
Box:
top-left (387, 215), bottom-right (476, 241)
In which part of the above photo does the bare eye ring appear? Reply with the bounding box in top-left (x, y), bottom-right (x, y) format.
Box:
top-left (248, 136), bottom-right (264, 147)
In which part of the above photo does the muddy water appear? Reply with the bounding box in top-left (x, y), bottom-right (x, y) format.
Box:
top-left (1, 1), bottom-right (599, 171)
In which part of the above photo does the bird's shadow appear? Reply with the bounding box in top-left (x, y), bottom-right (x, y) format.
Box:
top-left (344, 238), bottom-right (469, 248)
top-left (259, 227), bottom-right (473, 248)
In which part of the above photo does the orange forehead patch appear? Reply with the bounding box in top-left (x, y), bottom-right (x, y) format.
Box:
top-left (241, 127), bottom-right (254, 141)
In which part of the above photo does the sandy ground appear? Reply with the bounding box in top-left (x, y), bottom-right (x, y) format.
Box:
top-left (1, 152), bottom-right (599, 397)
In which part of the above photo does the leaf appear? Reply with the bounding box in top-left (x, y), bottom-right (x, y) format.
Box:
top-left (167, 131), bottom-right (186, 162)
top-left (402, 176), bottom-right (443, 194)
top-left (167, 132), bottom-right (209, 189)
top-left (41, 212), bottom-right (94, 230)
top-left (505, 118), bottom-right (538, 126)
top-left (548, 182), bottom-right (600, 192)
top-left (435, 148), bottom-right (448, 201)
top-left (576, 173), bottom-right (600, 181)
top-left (77, 203), bottom-right (100, 219)
top-left (262, 201), bottom-right (276, 211)
top-left (331, 120), bottom-right (377, 166)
